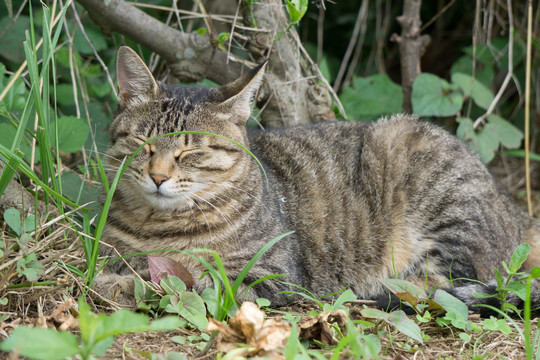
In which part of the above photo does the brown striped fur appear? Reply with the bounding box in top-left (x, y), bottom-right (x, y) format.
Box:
top-left (98, 47), bottom-right (540, 309)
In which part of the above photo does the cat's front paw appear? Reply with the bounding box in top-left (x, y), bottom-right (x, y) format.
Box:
top-left (94, 272), bottom-right (137, 308)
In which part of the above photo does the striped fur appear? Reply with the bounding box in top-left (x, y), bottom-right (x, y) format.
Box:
top-left (98, 47), bottom-right (540, 310)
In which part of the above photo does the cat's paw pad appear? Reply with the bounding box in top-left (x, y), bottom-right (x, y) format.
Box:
top-left (94, 273), bottom-right (137, 308)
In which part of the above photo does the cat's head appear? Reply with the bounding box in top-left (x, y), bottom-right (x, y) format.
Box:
top-left (108, 46), bottom-right (266, 210)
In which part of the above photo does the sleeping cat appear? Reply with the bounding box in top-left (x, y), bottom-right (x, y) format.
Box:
top-left (98, 46), bottom-right (540, 311)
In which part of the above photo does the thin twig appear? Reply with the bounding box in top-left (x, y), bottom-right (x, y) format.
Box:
top-left (420, 0), bottom-right (458, 31)
top-left (524, 0), bottom-right (533, 216)
top-left (333, 3), bottom-right (366, 92)
top-left (70, 2), bottom-right (117, 97)
top-left (473, 0), bottom-right (514, 128)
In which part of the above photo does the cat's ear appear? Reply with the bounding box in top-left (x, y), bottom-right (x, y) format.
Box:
top-left (217, 61), bottom-right (267, 124)
top-left (116, 46), bottom-right (160, 108)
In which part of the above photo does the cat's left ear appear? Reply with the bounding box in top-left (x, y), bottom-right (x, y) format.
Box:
top-left (116, 46), bottom-right (160, 108)
top-left (217, 61), bottom-right (267, 124)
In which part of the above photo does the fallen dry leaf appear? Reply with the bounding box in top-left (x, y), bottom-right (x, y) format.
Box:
top-left (35, 298), bottom-right (78, 331)
top-left (207, 301), bottom-right (291, 359)
top-left (299, 309), bottom-right (348, 345)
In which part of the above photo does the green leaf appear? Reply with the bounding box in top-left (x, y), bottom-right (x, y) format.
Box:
top-left (411, 73), bottom-right (463, 117)
top-left (179, 292), bottom-right (208, 330)
top-left (484, 114), bottom-right (523, 149)
top-left (339, 74), bottom-right (403, 121)
top-left (0, 327), bottom-right (79, 360)
top-left (450, 55), bottom-right (495, 87)
top-left (483, 316), bottom-right (512, 334)
top-left (72, 26), bottom-right (108, 55)
top-left (504, 281), bottom-right (527, 301)
top-left (149, 316), bottom-right (185, 331)
top-left (49, 116), bottom-right (89, 154)
top-left (160, 275), bottom-right (187, 295)
top-left (388, 310), bottom-right (423, 343)
top-left (24, 214), bottom-right (36, 233)
top-left (379, 278), bottom-right (427, 306)
top-left (508, 243), bottom-right (530, 273)
top-left (0, 16), bottom-right (31, 63)
top-left (456, 117), bottom-right (498, 163)
top-left (433, 289), bottom-right (469, 320)
top-left (360, 307), bottom-right (390, 320)
top-left (256, 298), bottom-right (271, 307)
top-left (332, 289), bottom-right (357, 310)
top-left (451, 72), bottom-right (494, 110)
top-left (17, 253), bottom-right (44, 281)
top-left (530, 267), bottom-right (540, 279)
top-left (4, 208), bottom-right (23, 235)
top-left (286, 0), bottom-right (308, 23)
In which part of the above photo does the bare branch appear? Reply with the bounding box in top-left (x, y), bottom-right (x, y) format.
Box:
top-left (391, 0), bottom-right (431, 114)
top-left (75, 0), bottom-right (244, 84)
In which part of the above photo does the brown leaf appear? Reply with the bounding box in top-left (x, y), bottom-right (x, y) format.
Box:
top-left (34, 298), bottom-right (78, 331)
top-left (147, 255), bottom-right (193, 288)
top-left (206, 302), bottom-right (291, 358)
top-left (299, 309), bottom-right (348, 346)
top-left (229, 301), bottom-right (264, 340)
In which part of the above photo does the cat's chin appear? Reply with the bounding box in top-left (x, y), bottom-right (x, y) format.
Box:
top-left (142, 192), bottom-right (192, 211)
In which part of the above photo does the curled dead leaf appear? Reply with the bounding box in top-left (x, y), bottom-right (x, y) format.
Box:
top-left (206, 302), bottom-right (291, 359)
top-left (35, 298), bottom-right (78, 331)
top-left (299, 309), bottom-right (348, 345)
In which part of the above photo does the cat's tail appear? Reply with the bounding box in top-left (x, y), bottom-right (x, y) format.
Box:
top-left (450, 219), bottom-right (540, 317)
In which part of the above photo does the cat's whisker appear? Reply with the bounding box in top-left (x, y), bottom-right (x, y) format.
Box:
top-left (190, 196), bottom-right (212, 234)
top-left (195, 190), bottom-right (245, 219)
top-left (192, 193), bottom-right (236, 235)
top-left (221, 182), bottom-right (271, 214)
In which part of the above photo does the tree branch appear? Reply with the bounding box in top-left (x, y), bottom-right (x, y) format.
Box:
top-left (391, 0), bottom-right (431, 114)
top-left (76, 0), bottom-right (243, 84)
top-left (75, 0), bottom-right (337, 127)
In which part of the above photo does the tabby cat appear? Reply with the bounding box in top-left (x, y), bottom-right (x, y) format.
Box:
top-left (98, 46), bottom-right (540, 311)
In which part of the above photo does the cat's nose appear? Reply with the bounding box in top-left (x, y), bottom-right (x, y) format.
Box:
top-left (150, 173), bottom-right (169, 187)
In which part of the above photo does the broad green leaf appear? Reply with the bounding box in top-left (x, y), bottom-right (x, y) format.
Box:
top-left (0, 16), bottom-right (30, 63)
top-left (388, 310), bottom-right (423, 343)
top-left (98, 309), bottom-right (150, 336)
top-left (24, 214), bottom-right (36, 233)
top-left (504, 281), bottom-right (527, 301)
top-left (530, 267), bottom-right (540, 279)
top-left (462, 44), bottom-right (496, 65)
top-left (450, 56), bottom-right (495, 87)
top-left (508, 243), bottom-right (530, 273)
top-left (49, 116), bottom-right (89, 153)
top-left (0, 123), bottom-right (38, 162)
top-left (17, 253), bottom-right (44, 281)
top-left (286, 0), bottom-right (308, 23)
top-left (476, 127), bottom-right (499, 163)
top-left (360, 307), bottom-right (390, 320)
top-left (72, 26), bottom-right (108, 55)
top-left (179, 292), bottom-right (208, 330)
top-left (456, 117), bottom-right (498, 163)
top-left (0, 327), bottom-right (79, 360)
top-left (332, 289), bottom-right (357, 310)
top-left (149, 316), bottom-right (185, 331)
top-left (485, 114), bottom-right (523, 149)
top-left (411, 73), bottom-right (463, 117)
top-left (256, 298), bottom-right (271, 307)
top-left (160, 275), bottom-right (188, 295)
top-left (379, 278), bottom-right (427, 306)
top-left (451, 72), bottom-right (494, 110)
top-left (433, 289), bottom-right (469, 320)
top-left (4, 208), bottom-right (23, 235)
top-left (340, 74), bottom-right (403, 121)
top-left (483, 316), bottom-right (512, 334)
top-left (472, 292), bottom-right (498, 299)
